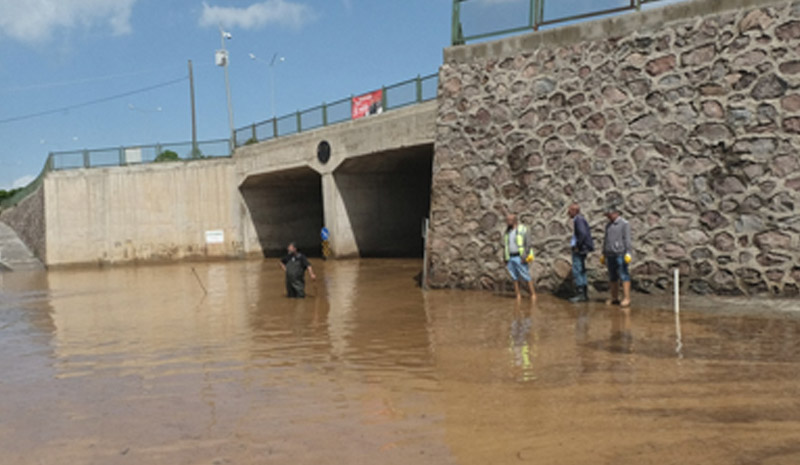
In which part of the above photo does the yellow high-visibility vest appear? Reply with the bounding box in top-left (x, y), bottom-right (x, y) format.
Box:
top-left (503, 225), bottom-right (529, 261)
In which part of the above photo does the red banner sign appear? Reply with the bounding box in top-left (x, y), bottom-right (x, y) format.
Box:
top-left (351, 90), bottom-right (383, 120)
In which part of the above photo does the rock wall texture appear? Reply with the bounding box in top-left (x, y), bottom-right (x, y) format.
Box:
top-left (429, 0), bottom-right (800, 296)
top-left (0, 185), bottom-right (46, 262)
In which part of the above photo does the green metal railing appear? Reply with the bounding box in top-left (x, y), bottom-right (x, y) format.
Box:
top-left (234, 73), bottom-right (439, 148)
top-left (2, 72), bottom-right (439, 210)
top-left (0, 139), bottom-right (231, 210)
top-left (452, 0), bottom-right (666, 45)
top-left (43, 139), bottom-right (232, 172)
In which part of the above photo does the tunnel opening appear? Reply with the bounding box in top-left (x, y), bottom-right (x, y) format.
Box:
top-left (334, 144), bottom-right (433, 258)
top-left (240, 167), bottom-right (323, 258)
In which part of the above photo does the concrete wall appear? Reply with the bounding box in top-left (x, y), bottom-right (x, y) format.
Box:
top-left (334, 147), bottom-right (433, 257)
top-left (430, 0), bottom-right (800, 295)
top-left (0, 185), bottom-right (46, 262)
top-left (239, 167), bottom-right (323, 257)
top-left (44, 159), bottom-right (245, 266)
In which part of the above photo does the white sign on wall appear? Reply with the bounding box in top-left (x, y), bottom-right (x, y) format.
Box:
top-left (205, 230), bottom-right (225, 244)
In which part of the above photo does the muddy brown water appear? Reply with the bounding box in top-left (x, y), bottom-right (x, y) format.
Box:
top-left (1, 259), bottom-right (800, 465)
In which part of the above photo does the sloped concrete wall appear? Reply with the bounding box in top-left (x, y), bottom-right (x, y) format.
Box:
top-left (0, 185), bottom-right (46, 263)
top-left (430, 0), bottom-right (800, 295)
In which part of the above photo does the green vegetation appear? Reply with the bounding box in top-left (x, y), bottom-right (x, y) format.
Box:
top-left (154, 150), bottom-right (181, 163)
top-left (245, 137), bottom-right (259, 146)
top-left (0, 188), bottom-right (22, 203)
top-left (190, 146), bottom-right (205, 159)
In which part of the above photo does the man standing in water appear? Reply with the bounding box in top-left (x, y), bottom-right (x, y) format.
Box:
top-left (503, 214), bottom-right (537, 301)
top-left (568, 203), bottom-right (594, 303)
top-left (601, 207), bottom-right (633, 307)
top-left (280, 242), bottom-right (316, 298)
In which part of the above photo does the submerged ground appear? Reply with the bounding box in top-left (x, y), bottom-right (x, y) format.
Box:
top-left (1, 259), bottom-right (799, 464)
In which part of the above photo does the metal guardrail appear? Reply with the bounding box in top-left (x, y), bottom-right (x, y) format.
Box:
top-left (234, 73), bottom-right (439, 148)
top-left (47, 139), bottom-right (232, 172)
top-left (0, 139), bottom-right (231, 210)
top-left (2, 72), bottom-right (439, 209)
top-left (452, 0), bottom-right (665, 45)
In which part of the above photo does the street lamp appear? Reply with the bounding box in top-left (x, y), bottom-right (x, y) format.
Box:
top-left (216, 26), bottom-right (235, 146)
top-left (249, 52), bottom-right (285, 119)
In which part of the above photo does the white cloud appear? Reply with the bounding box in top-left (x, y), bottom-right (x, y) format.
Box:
top-left (11, 175), bottom-right (36, 189)
top-left (0, 0), bottom-right (137, 43)
top-left (200, 0), bottom-right (315, 30)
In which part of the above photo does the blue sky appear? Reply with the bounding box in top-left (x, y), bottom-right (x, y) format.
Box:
top-left (0, 0), bottom-right (451, 189)
top-left (0, 0), bottom-right (683, 190)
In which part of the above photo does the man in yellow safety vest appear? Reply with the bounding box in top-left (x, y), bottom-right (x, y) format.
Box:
top-left (503, 214), bottom-right (537, 301)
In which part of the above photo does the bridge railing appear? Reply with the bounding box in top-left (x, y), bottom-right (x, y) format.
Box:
top-left (47, 139), bottom-right (232, 171)
top-left (452, 0), bottom-right (666, 45)
top-left (3, 72), bottom-right (438, 209)
top-left (234, 72), bottom-right (439, 148)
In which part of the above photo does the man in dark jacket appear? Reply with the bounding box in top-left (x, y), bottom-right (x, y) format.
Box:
top-left (280, 242), bottom-right (316, 298)
top-left (568, 203), bottom-right (594, 303)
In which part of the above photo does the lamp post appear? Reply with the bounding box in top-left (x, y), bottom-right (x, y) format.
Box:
top-left (249, 52), bottom-right (285, 119)
top-left (216, 26), bottom-right (235, 146)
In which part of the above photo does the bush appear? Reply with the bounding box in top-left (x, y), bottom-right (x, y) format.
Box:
top-left (155, 150), bottom-right (180, 163)
top-left (190, 147), bottom-right (204, 159)
top-left (0, 188), bottom-right (22, 202)
top-left (244, 137), bottom-right (258, 146)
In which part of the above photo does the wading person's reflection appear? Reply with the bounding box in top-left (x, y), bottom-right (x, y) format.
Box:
top-left (509, 301), bottom-right (536, 382)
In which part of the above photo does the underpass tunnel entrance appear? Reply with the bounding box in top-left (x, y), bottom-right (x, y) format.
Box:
top-left (334, 144), bottom-right (433, 258)
top-left (240, 167), bottom-right (323, 257)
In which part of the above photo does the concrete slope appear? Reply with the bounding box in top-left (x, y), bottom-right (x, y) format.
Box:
top-left (0, 221), bottom-right (43, 271)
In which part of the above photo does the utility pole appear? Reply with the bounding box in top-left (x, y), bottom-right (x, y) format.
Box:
top-left (216, 26), bottom-right (235, 149)
top-left (188, 60), bottom-right (198, 158)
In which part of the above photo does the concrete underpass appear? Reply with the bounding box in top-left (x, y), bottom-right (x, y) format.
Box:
top-left (332, 144), bottom-right (433, 257)
top-left (240, 167), bottom-right (323, 257)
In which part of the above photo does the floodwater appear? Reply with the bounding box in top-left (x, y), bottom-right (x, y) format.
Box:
top-left (1, 260), bottom-right (800, 465)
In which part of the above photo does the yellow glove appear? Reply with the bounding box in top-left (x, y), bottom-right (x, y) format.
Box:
top-left (525, 251), bottom-right (534, 263)
top-left (600, 255), bottom-right (606, 265)
top-left (624, 253), bottom-right (632, 264)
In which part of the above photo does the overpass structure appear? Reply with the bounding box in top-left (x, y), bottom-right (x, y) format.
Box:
top-left (0, 100), bottom-right (436, 266)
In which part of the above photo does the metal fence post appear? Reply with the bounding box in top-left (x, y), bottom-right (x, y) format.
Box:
top-left (322, 102), bottom-right (328, 126)
top-left (381, 86), bottom-right (388, 111)
top-left (296, 111), bottom-right (302, 133)
top-left (452, 0), bottom-right (464, 45)
top-left (47, 153), bottom-right (54, 172)
top-left (273, 117), bottom-right (278, 138)
top-left (251, 123), bottom-right (257, 142)
top-left (634, 0), bottom-right (641, 11)
top-left (82, 149), bottom-right (90, 169)
top-left (416, 75), bottom-right (423, 102)
top-left (156, 143), bottom-right (162, 160)
top-left (119, 146), bottom-right (125, 166)
top-left (539, 0), bottom-right (544, 28)
top-left (530, 0), bottom-right (536, 29)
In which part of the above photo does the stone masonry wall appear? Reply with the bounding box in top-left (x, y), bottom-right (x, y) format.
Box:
top-left (429, 0), bottom-right (800, 296)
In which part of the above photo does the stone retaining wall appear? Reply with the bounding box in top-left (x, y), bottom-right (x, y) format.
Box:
top-left (429, 0), bottom-right (800, 295)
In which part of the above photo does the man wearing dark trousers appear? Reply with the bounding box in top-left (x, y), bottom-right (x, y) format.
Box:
top-left (568, 203), bottom-right (594, 303)
top-left (280, 242), bottom-right (316, 298)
